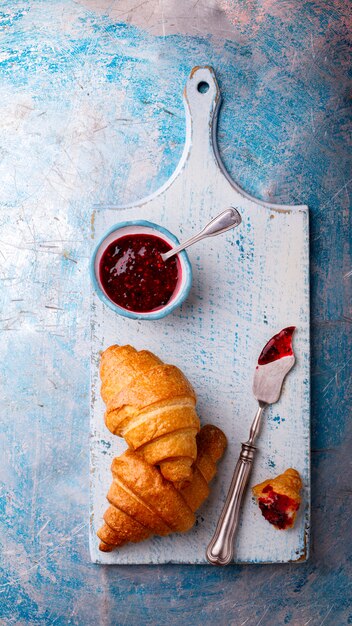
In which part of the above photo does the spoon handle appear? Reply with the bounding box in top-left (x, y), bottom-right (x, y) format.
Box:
top-left (161, 207), bottom-right (241, 261)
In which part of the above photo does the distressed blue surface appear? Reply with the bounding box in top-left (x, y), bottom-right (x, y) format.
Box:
top-left (0, 0), bottom-right (351, 624)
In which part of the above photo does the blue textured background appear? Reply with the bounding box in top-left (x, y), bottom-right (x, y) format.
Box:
top-left (0, 1), bottom-right (351, 624)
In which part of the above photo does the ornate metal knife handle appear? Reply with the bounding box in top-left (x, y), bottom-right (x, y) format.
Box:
top-left (206, 443), bottom-right (256, 566)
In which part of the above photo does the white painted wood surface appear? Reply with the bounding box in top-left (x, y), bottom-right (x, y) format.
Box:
top-left (90, 66), bottom-right (310, 564)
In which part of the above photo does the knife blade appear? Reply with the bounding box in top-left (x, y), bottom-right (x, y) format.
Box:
top-left (253, 326), bottom-right (295, 405)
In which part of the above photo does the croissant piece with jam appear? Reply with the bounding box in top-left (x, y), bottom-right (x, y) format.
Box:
top-left (252, 468), bottom-right (302, 530)
top-left (98, 425), bottom-right (227, 551)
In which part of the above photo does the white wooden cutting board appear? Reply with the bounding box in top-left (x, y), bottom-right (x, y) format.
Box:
top-left (89, 66), bottom-right (310, 564)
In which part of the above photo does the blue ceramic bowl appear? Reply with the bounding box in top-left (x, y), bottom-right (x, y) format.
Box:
top-left (90, 220), bottom-right (193, 320)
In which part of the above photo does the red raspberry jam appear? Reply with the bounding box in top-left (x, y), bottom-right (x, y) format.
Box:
top-left (258, 326), bottom-right (295, 366)
top-left (258, 485), bottom-right (299, 529)
top-left (99, 234), bottom-right (180, 313)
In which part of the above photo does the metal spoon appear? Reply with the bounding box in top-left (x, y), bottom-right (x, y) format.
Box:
top-left (161, 207), bottom-right (242, 262)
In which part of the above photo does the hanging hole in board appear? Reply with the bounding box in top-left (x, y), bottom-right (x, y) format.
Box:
top-left (197, 81), bottom-right (209, 94)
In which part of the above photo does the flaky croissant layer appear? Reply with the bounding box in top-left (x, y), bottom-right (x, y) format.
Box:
top-left (97, 424), bottom-right (227, 552)
top-left (100, 345), bottom-right (201, 485)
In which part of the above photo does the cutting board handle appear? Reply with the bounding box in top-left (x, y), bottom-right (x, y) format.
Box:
top-left (183, 66), bottom-right (221, 165)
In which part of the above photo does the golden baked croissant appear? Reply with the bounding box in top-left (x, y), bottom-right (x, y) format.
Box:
top-left (100, 345), bottom-right (201, 485)
top-left (97, 424), bottom-right (227, 552)
top-left (252, 468), bottom-right (302, 529)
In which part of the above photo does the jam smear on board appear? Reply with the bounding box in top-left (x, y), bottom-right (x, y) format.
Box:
top-left (99, 234), bottom-right (180, 312)
top-left (258, 326), bottom-right (296, 366)
top-left (258, 485), bottom-right (299, 530)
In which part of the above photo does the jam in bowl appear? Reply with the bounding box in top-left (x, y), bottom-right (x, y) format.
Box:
top-left (90, 220), bottom-right (193, 319)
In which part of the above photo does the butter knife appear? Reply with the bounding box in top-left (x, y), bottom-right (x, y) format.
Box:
top-left (206, 326), bottom-right (296, 566)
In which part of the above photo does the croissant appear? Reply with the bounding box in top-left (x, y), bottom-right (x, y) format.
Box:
top-left (100, 345), bottom-right (201, 484)
top-left (252, 468), bottom-right (302, 530)
top-left (97, 424), bottom-right (227, 552)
